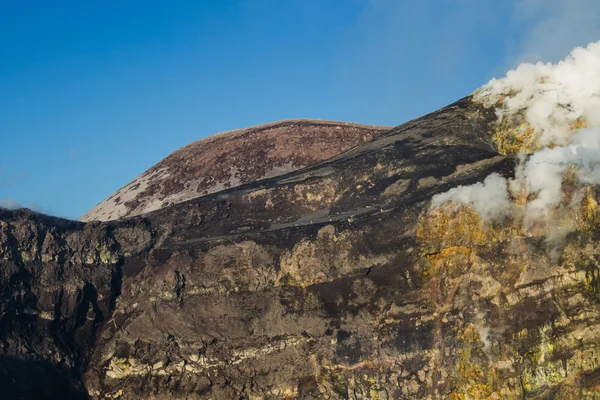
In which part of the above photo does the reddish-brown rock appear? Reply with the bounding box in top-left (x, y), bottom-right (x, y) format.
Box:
top-left (81, 120), bottom-right (390, 222)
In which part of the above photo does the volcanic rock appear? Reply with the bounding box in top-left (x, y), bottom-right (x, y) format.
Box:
top-left (81, 120), bottom-right (390, 222)
top-left (1, 97), bottom-right (600, 399)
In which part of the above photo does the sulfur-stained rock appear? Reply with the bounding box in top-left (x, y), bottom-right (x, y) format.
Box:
top-left (3, 96), bottom-right (600, 398)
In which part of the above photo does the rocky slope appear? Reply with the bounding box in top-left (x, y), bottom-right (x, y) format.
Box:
top-left (81, 120), bottom-right (390, 222)
top-left (2, 94), bottom-right (600, 399)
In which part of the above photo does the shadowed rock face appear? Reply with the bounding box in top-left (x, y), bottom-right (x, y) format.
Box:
top-left (81, 120), bottom-right (390, 222)
top-left (2, 97), bottom-right (600, 399)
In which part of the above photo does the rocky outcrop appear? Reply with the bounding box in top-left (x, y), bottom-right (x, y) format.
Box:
top-left (2, 97), bottom-right (600, 399)
top-left (81, 120), bottom-right (390, 222)
top-left (0, 210), bottom-right (122, 398)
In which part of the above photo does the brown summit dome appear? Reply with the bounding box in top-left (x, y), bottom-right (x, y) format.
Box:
top-left (81, 119), bottom-right (391, 221)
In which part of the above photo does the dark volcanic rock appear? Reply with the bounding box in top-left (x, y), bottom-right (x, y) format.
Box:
top-left (0, 209), bottom-right (122, 398)
top-left (2, 97), bottom-right (600, 399)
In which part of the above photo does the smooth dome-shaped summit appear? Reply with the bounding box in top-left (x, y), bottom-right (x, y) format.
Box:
top-left (81, 119), bottom-right (391, 222)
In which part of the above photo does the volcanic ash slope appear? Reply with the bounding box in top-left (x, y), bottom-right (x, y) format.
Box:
top-left (81, 119), bottom-right (391, 222)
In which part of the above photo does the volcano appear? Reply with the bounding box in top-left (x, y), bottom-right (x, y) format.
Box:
top-left (3, 41), bottom-right (600, 399)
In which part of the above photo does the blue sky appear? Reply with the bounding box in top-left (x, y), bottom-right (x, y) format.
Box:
top-left (1, 0), bottom-right (599, 219)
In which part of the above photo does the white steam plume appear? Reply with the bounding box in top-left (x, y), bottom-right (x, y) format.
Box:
top-left (475, 40), bottom-right (600, 148)
top-left (430, 173), bottom-right (511, 222)
top-left (431, 40), bottom-right (600, 237)
top-left (520, 127), bottom-right (600, 222)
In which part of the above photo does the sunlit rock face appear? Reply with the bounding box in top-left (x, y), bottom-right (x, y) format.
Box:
top-left (4, 40), bottom-right (600, 397)
top-left (81, 120), bottom-right (391, 222)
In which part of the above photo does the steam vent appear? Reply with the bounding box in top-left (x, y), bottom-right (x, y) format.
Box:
top-left (3, 41), bottom-right (600, 399)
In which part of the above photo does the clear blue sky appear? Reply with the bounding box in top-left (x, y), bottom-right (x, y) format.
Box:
top-left (1, 0), bottom-right (599, 219)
